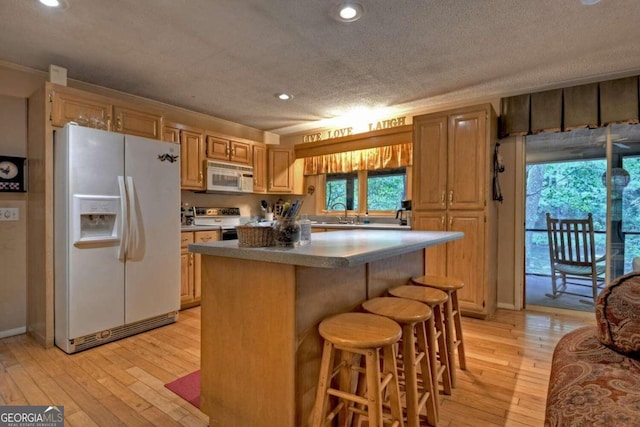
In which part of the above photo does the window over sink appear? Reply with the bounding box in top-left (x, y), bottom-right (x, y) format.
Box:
top-left (325, 167), bottom-right (407, 213)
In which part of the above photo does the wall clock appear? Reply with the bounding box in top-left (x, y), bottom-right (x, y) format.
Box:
top-left (0, 156), bottom-right (26, 192)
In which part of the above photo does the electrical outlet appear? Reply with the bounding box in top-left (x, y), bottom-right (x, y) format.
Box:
top-left (0, 207), bottom-right (19, 221)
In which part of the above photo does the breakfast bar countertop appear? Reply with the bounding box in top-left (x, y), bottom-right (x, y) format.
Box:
top-left (189, 229), bottom-right (463, 268)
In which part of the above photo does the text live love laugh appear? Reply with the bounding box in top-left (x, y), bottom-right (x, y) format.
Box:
top-left (302, 116), bottom-right (407, 142)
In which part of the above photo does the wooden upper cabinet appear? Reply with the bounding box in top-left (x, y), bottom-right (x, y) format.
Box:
top-left (413, 115), bottom-right (448, 210)
top-left (447, 110), bottom-right (486, 210)
top-left (180, 129), bottom-right (205, 190)
top-left (162, 125), bottom-right (180, 143)
top-left (50, 89), bottom-right (111, 130)
top-left (230, 140), bottom-right (251, 164)
top-left (205, 134), bottom-right (252, 165)
top-left (206, 135), bottom-right (230, 161)
top-left (413, 107), bottom-right (489, 211)
top-left (252, 143), bottom-right (267, 193)
top-left (113, 106), bottom-right (162, 140)
top-left (268, 146), bottom-right (294, 193)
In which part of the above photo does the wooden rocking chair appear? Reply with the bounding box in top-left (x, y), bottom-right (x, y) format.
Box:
top-left (546, 213), bottom-right (606, 304)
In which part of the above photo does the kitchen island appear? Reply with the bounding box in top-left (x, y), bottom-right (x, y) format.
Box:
top-left (189, 229), bottom-right (463, 427)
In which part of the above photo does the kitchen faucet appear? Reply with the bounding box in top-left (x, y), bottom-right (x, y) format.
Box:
top-left (330, 202), bottom-right (349, 224)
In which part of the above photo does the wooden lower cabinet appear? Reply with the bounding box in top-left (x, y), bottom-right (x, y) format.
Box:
top-left (310, 228), bottom-right (343, 233)
top-left (180, 232), bottom-right (195, 307)
top-left (413, 210), bottom-right (495, 318)
top-left (180, 230), bottom-right (220, 308)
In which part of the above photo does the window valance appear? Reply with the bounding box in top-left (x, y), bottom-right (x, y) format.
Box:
top-left (303, 143), bottom-right (412, 175)
top-left (500, 75), bottom-right (640, 137)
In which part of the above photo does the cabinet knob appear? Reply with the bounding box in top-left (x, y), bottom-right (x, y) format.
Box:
top-left (441, 191), bottom-right (446, 206)
top-left (448, 190), bottom-right (454, 205)
top-left (189, 253), bottom-right (194, 265)
top-left (117, 117), bottom-right (122, 130)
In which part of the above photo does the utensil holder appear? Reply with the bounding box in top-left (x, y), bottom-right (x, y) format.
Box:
top-left (272, 218), bottom-right (300, 247)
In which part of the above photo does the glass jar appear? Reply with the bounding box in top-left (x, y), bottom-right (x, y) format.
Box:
top-left (298, 214), bottom-right (311, 246)
top-left (272, 217), bottom-right (300, 247)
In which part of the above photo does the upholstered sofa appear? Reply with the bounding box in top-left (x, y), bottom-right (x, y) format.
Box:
top-left (545, 272), bottom-right (640, 426)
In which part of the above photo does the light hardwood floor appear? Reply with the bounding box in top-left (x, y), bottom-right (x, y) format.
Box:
top-left (0, 307), bottom-right (593, 426)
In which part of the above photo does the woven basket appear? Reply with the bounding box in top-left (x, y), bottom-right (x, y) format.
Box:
top-left (236, 225), bottom-right (273, 247)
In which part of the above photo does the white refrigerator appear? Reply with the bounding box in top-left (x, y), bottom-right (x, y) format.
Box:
top-left (54, 124), bottom-right (181, 353)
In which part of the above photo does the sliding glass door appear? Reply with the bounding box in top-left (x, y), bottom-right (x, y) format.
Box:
top-left (524, 124), bottom-right (640, 310)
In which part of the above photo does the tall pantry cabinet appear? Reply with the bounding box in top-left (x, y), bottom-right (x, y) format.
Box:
top-left (412, 104), bottom-right (498, 318)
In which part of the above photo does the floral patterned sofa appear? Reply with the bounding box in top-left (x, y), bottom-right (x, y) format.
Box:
top-left (545, 272), bottom-right (640, 426)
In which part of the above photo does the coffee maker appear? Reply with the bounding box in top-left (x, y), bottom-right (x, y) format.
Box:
top-left (395, 199), bottom-right (412, 226)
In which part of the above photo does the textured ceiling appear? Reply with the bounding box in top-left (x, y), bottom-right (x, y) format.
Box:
top-left (2, 0), bottom-right (640, 134)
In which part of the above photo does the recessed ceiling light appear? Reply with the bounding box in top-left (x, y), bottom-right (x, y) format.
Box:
top-left (333, 2), bottom-right (364, 23)
top-left (38, 0), bottom-right (69, 8)
top-left (581, 0), bottom-right (601, 5)
top-left (276, 93), bottom-right (293, 101)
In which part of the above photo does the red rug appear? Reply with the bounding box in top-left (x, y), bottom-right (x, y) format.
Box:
top-left (165, 370), bottom-right (200, 408)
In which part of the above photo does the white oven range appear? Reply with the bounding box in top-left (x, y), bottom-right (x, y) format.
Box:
top-left (192, 206), bottom-right (242, 240)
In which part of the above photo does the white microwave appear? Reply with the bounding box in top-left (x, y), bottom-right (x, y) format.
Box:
top-left (205, 160), bottom-right (254, 193)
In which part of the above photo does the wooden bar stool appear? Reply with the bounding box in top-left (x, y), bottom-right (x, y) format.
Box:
top-left (362, 297), bottom-right (439, 427)
top-left (411, 275), bottom-right (467, 387)
top-left (387, 285), bottom-right (453, 396)
top-left (311, 312), bottom-right (405, 427)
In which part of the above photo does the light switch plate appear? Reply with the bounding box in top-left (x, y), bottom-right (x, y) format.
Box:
top-left (0, 207), bottom-right (19, 221)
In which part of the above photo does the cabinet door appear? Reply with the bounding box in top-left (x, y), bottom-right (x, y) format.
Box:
top-left (194, 231), bottom-right (220, 302)
top-left (253, 144), bottom-right (267, 193)
top-left (447, 110), bottom-right (486, 210)
top-left (230, 140), bottom-right (252, 165)
top-left (413, 115), bottom-right (448, 210)
top-left (413, 211), bottom-right (447, 276)
top-left (447, 211), bottom-right (485, 313)
top-left (180, 250), bottom-right (194, 304)
top-left (206, 135), bottom-right (230, 161)
top-left (181, 129), bottom-right (205, 190)
top-left (180, 232), bottom-right (195, 306)
top-left (163, 125), bottom-right (180, 143)
top-left (50, 90), bottom-right (111, 129)
top-left (268, 147), bottom-right (294, 193)
top-left (113, 106), bottom-right (162, 139)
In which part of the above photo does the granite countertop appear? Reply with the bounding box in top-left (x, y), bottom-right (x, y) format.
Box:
top-left (189, 229), bottom-right (463, 268)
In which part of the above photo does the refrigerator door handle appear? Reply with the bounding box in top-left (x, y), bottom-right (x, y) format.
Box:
top-left (126, 176), bottom-right (140, 260)
top-left (117, 176), bottom-right (128, 261)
